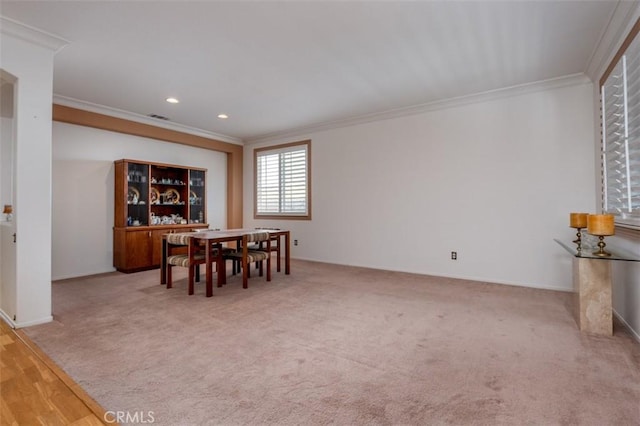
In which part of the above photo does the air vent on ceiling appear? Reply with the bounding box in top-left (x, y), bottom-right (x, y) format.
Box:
top-left (148, 113), bottom-right (170, 121)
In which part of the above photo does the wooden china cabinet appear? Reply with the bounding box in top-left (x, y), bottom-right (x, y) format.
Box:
top-left (113, 159), bottom-right (208, 273)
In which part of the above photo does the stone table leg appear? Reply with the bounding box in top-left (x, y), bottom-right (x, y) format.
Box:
top-left (572, 257), bottom-right (612, 336)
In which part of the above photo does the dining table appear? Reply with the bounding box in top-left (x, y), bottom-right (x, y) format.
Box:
top-left (160, 228), bottom-right (291, 297)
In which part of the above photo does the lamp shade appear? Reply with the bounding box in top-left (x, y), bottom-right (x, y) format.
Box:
top-left (2, 205), bottom-right (12, 214)
top-left (569, 212), bottom-right (588, 228)
top-left (587, 214), bottom-right (615, 236)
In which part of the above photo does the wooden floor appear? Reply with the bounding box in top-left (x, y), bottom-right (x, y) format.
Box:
top-left (0, 320), bottom-right (110, 425)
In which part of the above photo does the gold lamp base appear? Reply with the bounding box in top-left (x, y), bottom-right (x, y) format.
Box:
top-left (572, 228), bottom-right (583, 252)
top-left (592, 236), bottom-right (611, 257)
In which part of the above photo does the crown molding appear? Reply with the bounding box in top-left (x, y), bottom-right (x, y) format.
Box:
top-left (53, 95), bottom-right (243, 145)
top-left (245, 73), bottom-right (592, 145)
top-left (585, 1), bottom-right (640, 81)
top-left (0, 16), bottom-right (68, 53)
top-left (55, 73), bottom-right (590, 148)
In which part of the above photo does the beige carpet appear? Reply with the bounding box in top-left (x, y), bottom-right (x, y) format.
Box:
top-left (24, 260), bottom-right (640, 425)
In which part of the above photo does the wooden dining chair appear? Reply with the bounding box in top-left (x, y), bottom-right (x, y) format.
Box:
top-left (165, 232), bottom-right (222, 295)
top-left (252, 227), bottom-right (282, 272)
top-left (232, 228), bottom-right (280, 275)
top-left (224, 231), bottom-right (271, 289)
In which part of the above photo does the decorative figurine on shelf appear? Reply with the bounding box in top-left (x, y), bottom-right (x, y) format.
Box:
top-left (3, 205), bottom-right (13, 222)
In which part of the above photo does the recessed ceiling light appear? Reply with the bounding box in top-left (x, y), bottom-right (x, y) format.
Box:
top-left (217, 113), bottom-right (229, 119)
top-left (166, 97), bottom-right (179, 104)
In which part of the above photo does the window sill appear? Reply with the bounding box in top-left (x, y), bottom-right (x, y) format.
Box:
top-left (614, 225), bottom-right (640, 242)
top-left (255, 214), bottom-right (311, 221)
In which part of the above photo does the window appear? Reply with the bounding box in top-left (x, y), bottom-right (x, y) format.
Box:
top-left (600, 19), bottom-right (640, 229)
top-left (254, 140), bottom-right (311, 220)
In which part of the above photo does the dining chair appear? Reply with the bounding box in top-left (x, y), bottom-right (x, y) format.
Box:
top-left (232, 228), bottom-right (280, 275)
top-left (193, 228), bottom-right (234, 282)
top-left (252, 227), bottom-right (282, 272)
top-left (165, 232), bottom-right (222, 295)
top-left (224, 231), bottom-right (271, 288)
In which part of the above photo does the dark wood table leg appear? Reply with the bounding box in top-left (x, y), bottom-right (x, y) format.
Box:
top-left (266, 238), bottom-right (271, 281)
top-left (242, 235), bottom-right (249, 288)
top-left (276, 234), bottom-right (281, 272)
top-left (217, 244), bottom-right (225, 287)
top-left (161, 236), bottom-right (167, 284)
top-left (188, 238), bottom-right (196, 296)
top-left (205, 238), bottom-right (213, 297)
top-left (285, 231), bottom-right (290, 275)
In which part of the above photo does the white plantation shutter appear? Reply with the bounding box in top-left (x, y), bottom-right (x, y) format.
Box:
top-left (601, 30), bottom-right (640, 228)
top-left (256, 153), bottom-right (280, 213)
top-left (256, 141), bottom-right (309, 217)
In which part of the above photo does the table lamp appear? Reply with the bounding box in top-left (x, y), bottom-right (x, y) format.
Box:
top-left (569, 212), bottom-right (588, 252)
top-left (587, 214), bottom-right (615, 257)
top-left (3, 205), bottom-right (12, 222)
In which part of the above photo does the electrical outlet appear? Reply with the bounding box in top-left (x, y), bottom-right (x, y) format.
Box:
top-left (451, 251), bottom-right (457, 260)
top-left (294, 239), bottom-right (298, 246)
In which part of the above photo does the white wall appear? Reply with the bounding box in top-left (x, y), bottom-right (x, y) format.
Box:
top-left (0, 116), bottom-right (13, 208)
top-left (52, 122), bottom-right (227, 280)
top-left (0, 19), bottom-right (65, 327)
top-left (610, 235), bottom-right (640, 341)
top-left (244, 81), bottom-right (596, 291)
top-left (0, 116), bottom-right (16, 322)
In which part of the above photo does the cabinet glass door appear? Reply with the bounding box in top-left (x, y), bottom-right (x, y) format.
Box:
top-left (189, 169), bottom-right (205, 224)
top-left (127, 162), bottom-right (149, 226)
top-left (150, 165), bottom-right (188, 225)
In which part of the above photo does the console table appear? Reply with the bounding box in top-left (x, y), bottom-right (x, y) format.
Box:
top-left (555, 239), bottom-right (639, 336)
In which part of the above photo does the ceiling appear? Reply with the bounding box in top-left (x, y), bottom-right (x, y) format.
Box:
top-left (0, 1), bottom-right (623, 143)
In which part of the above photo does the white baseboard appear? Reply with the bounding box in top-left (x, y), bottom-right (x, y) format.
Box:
top-left (292, 257), bottom-right (572, 292)
top-left (0, 310), bottom-right (53, 328)
top-left (0, 309), bottom-right (16, 328)
top-left (13, 315), bottom-right (53, 329)
top-left (52, 267), bottom-right (116, 281)
top-left (613, 309), bottom-right (640, 343)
